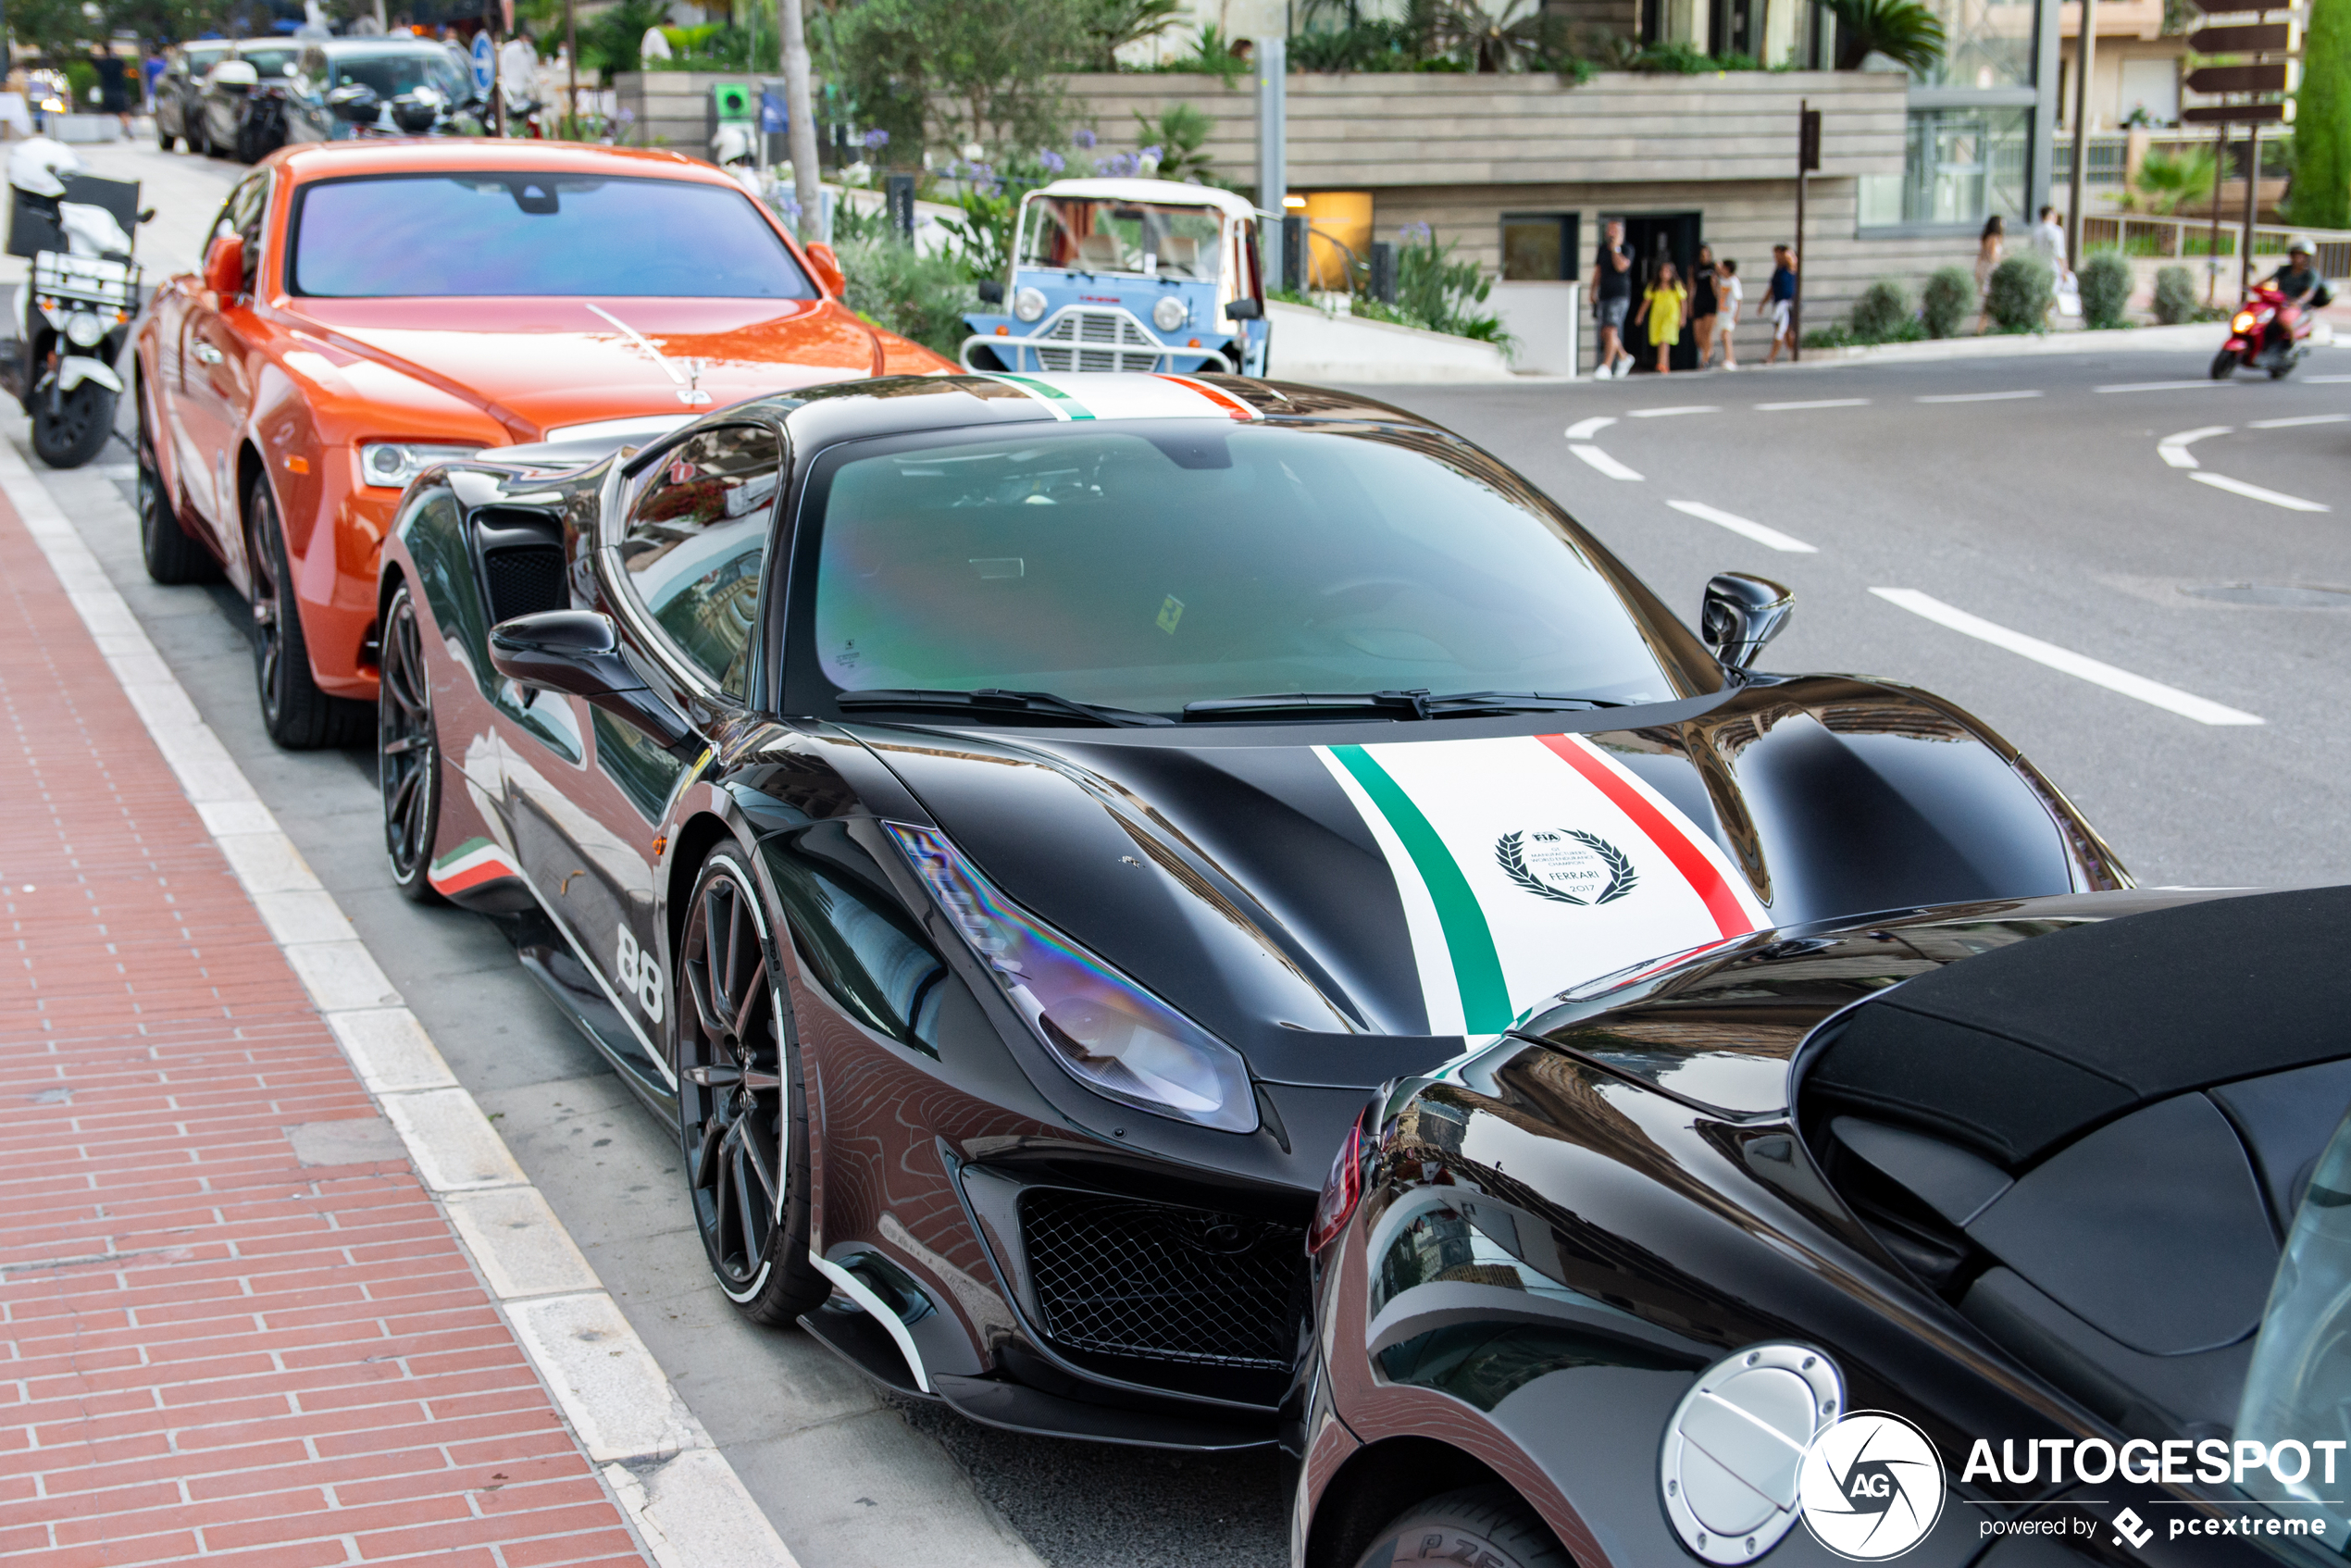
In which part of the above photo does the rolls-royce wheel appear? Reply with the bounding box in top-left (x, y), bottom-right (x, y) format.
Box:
top-left (676, 851), bottom-right (827, 1327)
top-left (378, 580), bottom-right (443, 903)
top-left (137, 404), bottom-right (217, 584)
top-left (248, 478), bottom-right (368, 750)
top-left (1350, 1487), bottom-right (1572, 1568)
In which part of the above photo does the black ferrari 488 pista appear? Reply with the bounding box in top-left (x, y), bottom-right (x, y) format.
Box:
top-left (373, 371), bottom-right (2127, 1449)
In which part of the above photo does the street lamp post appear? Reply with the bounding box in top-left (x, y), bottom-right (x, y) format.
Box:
top-left (1255, 35), bottom-right (1286, 295)
top-left (2066, 0), bottom-right (2097, 269)
top-left (778, 0), bottom-right (819, 242)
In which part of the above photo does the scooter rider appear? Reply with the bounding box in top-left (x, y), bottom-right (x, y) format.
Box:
top-left (2267, 238), bottom-right (2333, 310)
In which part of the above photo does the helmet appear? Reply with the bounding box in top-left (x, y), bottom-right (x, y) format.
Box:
top-left (2287, 235), bottom-right (2317, 256)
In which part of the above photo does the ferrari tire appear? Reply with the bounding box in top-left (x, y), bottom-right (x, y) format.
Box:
top-left (676, 851), bottom-right (827, 1327)
top-left (1350, 1487), bottom-right (1572, 1568)
top-left (2210, 348), bottom-right (2238, 380)
top-left (377, 580), bottom-right (443, 903)
top-left (137, 416), bottom-right (217, 585)
top-left (248, 478), bottom-right (368, 750)
top-left (31, 380), bottom-right (115, 468)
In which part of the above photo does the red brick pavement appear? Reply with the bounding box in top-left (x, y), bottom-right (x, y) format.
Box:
top-left (0, 492), bottom-right (650, 1565)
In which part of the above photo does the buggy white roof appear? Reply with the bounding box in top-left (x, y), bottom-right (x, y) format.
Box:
top-left (1028, 178), bottom-right (1259, 223)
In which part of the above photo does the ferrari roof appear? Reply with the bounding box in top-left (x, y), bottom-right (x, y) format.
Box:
top-left (1805, 886), bottom-right (2351, 1169)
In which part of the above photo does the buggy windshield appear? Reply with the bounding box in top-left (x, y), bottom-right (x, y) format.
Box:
top-left (1017, 196), bottom-right (1225, 282)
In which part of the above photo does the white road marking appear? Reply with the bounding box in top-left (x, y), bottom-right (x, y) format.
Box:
top-left (2189, 471), bottom-right (2332, 511)
top-left (2096, 380), bottom-right (2233, 392)
top-left (1755, 398), bottom-right (1870, 411)
top-left (1871, 589), bottom-right (2264, 727)
top-left (1565, 417), bottom-right (1618, 440)
top-left (2157, 426), bottom-right (2233, 467)
top-left (1570, 444), bottom-right (1644, 480)
top-left (1628, 404), bottom-right (1722, 417)
top-left (1916, 390), bottom-right (2044, 404)
top-left (2249, 413), bottom-right (2351, 429)
top-left (1666, 500), bottom-right (1818, 553)
top-left (2305, 374), bottom-right (2351, 384)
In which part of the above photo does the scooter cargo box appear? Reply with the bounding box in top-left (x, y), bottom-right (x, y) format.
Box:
top-left (7, 172), bottom-right (141, 259)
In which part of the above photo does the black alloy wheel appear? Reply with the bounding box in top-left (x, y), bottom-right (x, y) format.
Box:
top-left (378, 581), bottom-right (442, 903)
top-left (1350, 1487), bottom-right (1572, 1568)
top-left (247, 477), bottom-right (368, 750)
top-left (31, 376), bottom-right (115, 469)
top-left (677, 852), bottom-right (826, 1326)
top-left (137, 408), bottom-right (217, 584)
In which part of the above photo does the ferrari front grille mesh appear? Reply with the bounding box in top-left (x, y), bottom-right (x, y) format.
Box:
top-left (1032, 309), bottom-right (1166, 373)
top-left (1019, 1189), bottom-right (1303, 1370)
top-left (484, 546), bottom-right (566, 624)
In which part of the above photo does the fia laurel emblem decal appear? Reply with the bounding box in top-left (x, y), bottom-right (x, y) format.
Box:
top-left (1495, 829), bottom-right (1637, 906)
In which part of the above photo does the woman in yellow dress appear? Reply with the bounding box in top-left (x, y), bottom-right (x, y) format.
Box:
top-left (1631, 260), bottom-right (1688, 375)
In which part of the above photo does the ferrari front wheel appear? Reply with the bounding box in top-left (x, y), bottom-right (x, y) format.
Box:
top-left (1351, 1487), bottom-right (1571, 1568)
top-left (378, 581), bottom-right (443, 903)
top-left (676, 852), bottom-right (827, 1326)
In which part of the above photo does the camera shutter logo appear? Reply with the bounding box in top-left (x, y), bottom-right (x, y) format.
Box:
top-left (1797, 1411), bottom-right (1946, 1560)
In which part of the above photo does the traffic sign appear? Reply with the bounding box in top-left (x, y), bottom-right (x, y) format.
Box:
top-left (1797, 106), bottom-right (1821, 172)
top-left (2183, 101), bottom-right (2287, 123)
top-left (2185, 61), bottom-right (2289, 93)
top-left (470, 31), bottom-right (493, 93)
top-left (2188, 21), bottom-right (2291, 50)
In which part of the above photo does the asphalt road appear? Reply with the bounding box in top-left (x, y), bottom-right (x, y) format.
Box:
top-left (40, 136), bottom-right (2348, 1567)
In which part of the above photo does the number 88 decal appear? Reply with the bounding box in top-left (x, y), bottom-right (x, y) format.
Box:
top-left (614, 926), bottom-right (665, 1023)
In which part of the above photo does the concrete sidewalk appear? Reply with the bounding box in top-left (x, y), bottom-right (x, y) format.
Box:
top-left (0, 471), bottom-right (660, 1564)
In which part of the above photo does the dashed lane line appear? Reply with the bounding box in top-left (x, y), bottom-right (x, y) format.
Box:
top-left (1870, 588), bottom-right (2264, 727)
top-left (1916, 390), bottom-right (2044, 404)
top-left (1628, 404), bottom-right (1721, 417)
top-left (2188, 471), bottom-right (2332, 511)
top-left (2306, 374), bottom-right (2351, 384)
top-left (1755, 398), bottom-right (1871, 411)
top-left (1666, 500), bottom-right (1818, 554)
top-left (2097, 380), bottom-right (2235, 392)
top-left (1570, 444), bottom-right (1644, 480)
top-left (2249, 413), bottom-right (2351, 429)
top-left (1565, 416), bottom-right (1617, 440)
top-left (2158, 426), bottom-right (2232, 467)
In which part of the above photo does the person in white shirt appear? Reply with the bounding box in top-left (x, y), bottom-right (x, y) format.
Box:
top-left (1713, 258), bottom-right (1742, 369)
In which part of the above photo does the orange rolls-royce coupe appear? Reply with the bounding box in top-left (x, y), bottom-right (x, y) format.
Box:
top-left (134, 139), bottom-right (948, 747)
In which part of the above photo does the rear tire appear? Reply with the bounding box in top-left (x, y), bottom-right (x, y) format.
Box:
top-left (378, 581), bottom-right (444, 903)
top-left (138, 405), bottom-right (218, 585)
top-left (1350, 1486), bottom-right (1572, 1568)
top-left (2210, 348), bottom-right (2239, 380)
top-left (31, 380), bottom-right (115, 468)
top-left (248, 477), bottom-right (368, 750)
top-left (676, 852), bottom-right (828, 1328)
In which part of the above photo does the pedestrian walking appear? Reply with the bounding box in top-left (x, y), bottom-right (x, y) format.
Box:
top-left (1593, 218), bottom-right (1634, 379)
top-left (1691, 244), bottom-right (1720, 371)
top-left (1972, 215), bottom-right (2005, 333)
top-left (1763, 244), bottom-right (1797, 365)
top-left (1714, 257), bottom-right (1742, 368)
top-left (93, 49), bottom-right (131, 133)
top-left (1632, 260), bottom-right (1688, 375)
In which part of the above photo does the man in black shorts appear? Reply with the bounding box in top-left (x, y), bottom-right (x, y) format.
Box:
top-left (1593, 218), bottom-right (1633, 378)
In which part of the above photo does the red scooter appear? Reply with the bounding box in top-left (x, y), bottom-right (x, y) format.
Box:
top-left (2212, 283), bottom-right (2318, 380)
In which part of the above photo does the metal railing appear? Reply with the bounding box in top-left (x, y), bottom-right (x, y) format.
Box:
top-left (2077, 214), bottom-right (2351, 279)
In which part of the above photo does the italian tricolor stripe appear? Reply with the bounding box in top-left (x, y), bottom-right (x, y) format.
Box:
top-left (982, 371), bottom-right (1261, 423)
top-left (1317, 733), bottom-right (1765, 1036)
top-left (428, 836), bottom-right (522, 896)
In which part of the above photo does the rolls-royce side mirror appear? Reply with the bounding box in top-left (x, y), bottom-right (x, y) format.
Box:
top-left (976, 280), bottom-right (1004, 305)
top-left (487, 611), bottom-right (694, 752)
top-left (1701, 573), bottom-right (1793, 670)
top-left (1226, 297), bottom-right (1263, 320)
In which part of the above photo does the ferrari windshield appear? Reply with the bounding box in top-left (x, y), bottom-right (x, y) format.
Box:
top-left (289, 174), bottom-right (816, 298)
top-left (327, 47), bottom-right (468, 100)
top-left (1018, 196), bottom-right (1225, 282)
top-left (808, 424), bottom-right (1694, 715)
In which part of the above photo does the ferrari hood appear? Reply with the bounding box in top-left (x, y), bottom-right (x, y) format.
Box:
top-left (850, 678), bottom-right (2109, 1090)
top-left (294, 296), bottom-right (881, 435)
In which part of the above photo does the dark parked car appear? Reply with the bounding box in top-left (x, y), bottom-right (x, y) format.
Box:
top-left (196, 40), bottom-right (301, 161)
top-left (1296, 886), bottom-right (2351, 1567)
top-left (373, 371), bottom-right (2128, 1450)
top-left (277, 39), bottom-right (477, 148)
top-left (153, 40), bottom-right (230, 153)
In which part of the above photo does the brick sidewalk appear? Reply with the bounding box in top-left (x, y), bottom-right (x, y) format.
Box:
top-left (0, 490), bottom-right (650, 1564)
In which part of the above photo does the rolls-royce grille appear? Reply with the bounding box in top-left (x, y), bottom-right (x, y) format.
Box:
top-left (1019, 1188), bottom-right (1302, 1370)
top-left (484, 545), bottom-right (566, 623)
top-left (1032, 310), bottom-right (1166, 373)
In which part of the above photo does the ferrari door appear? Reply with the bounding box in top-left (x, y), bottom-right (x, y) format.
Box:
top-left (507, 423), bottom-right (783, 1089)
top-left (170, 169), bottom-right (269, 577)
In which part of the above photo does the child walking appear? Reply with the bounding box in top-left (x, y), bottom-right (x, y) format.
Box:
top-left (1631, 260), bottom-right (1688, 375)
top-left (1713, 258), bottom-right (1742, 369)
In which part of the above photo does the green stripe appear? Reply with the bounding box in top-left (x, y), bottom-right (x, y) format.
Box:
top-left (431, 835), bottom-right (493, 871)
top-left (1329, 745), bottom-right (1512, 1032)
top-left (991, 373), bottom-right (1095, 420)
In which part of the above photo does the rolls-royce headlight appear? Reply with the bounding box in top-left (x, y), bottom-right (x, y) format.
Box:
top-left (1012, 286), bottom-right (1048, 323)
top-left (1151, 295), bottom-right (1188, 333)
top-left (887, 822), bottom-right (1258, 1134)
top-left (358, 441), bottom-right (482, 490)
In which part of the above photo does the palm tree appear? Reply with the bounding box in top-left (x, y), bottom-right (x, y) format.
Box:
top-left (1436, 0), bottom-right (1559, 71)
top-left (1823, 0), bottom-right (1947, 73)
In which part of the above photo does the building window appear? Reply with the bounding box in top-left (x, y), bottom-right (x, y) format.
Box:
top-left (1860, 106), bottom-right (2030, 227)
top-left (1500, 214), bottom-right (1578, 280)
top-left (1902, 0), bottom-right (2034, 87)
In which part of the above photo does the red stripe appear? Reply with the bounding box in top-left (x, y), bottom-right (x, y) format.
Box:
top-left (430, 856), bottom-right (518, 895)
top-left (1536, 733), bottom-right (1755, 940)
top-left (1151, 373), bottom-right (1254, 422)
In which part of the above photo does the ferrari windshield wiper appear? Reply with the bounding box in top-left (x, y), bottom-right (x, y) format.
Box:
top-left (1181, 690), bottom-right (1623, 722)
top-left (835, 688), bottom-right (1175, 728)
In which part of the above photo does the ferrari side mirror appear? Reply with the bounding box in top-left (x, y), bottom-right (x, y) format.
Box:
top-left (488, 611), bottom-right (694, 752)
top-left (1701, 573), bottom-right (1793, 670)
top-left (203, 233), bottom-right (244, 296)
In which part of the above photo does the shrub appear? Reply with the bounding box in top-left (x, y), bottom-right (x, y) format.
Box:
top-left (2078, 251), bottom-right (2134, 329)
top-left (2151, 264), bottom-right (2200, 325)
top-left (1922, 266), bottom-right (1975, 338)
top-left (1984, 254), bottom-right (2054, 332)
top-left (838, 239), bottom-right (977, 359)
top-left (1849, 279), bottom-right (1913, 341)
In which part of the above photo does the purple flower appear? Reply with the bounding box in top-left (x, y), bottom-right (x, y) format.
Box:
top-left (863, 127), bottom-right (889, 149)
top-left (1139, 144), bottom-right (1163, 162)
top-left (1038, 148), bottom-right (1064, 173)
top-left (1400, 220), bottom-right (1432, 243)
top-left (1073, 128), bottom-right (1096, 148)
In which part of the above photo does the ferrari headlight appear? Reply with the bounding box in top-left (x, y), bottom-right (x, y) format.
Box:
top-left (358, 441), bottom-right (481, 490)
top-left (63, 311), bottom-right (105, 347)
top-left (1013, 286), bottom-right (1048, 323)
top-left (1151, 294), bottom-right (1188, 333)
top-left (887, 822), bottom-right (1258, 1134)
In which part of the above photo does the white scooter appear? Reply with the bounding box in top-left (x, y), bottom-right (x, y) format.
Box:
top-left (3, 138), bottom-right (144, 468)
